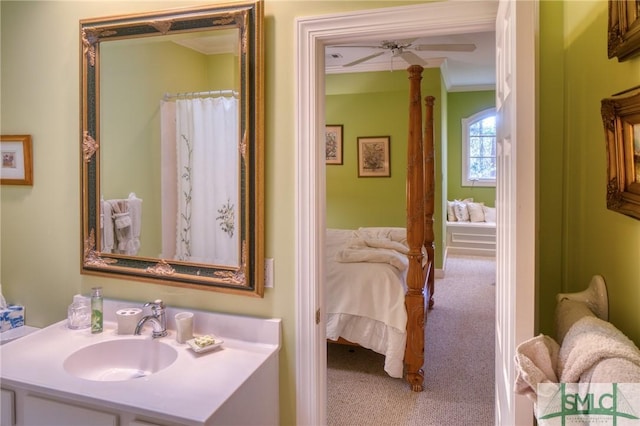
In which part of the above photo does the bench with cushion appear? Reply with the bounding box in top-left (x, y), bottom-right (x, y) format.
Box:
top-left (445, 198), bottom-right (496, 257)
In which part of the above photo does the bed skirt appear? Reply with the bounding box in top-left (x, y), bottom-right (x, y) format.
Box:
top-left (327, 312), bottom-right (406, 378)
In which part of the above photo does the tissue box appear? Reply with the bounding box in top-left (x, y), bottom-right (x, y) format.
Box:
top-left (1, 305), bottom-right (25, 332)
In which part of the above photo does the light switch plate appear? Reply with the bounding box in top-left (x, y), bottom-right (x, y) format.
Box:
top-left (264, 258), bottom-right (274, 288)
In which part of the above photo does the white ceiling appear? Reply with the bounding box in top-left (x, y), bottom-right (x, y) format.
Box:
top-left (325, 31), bottom-right (496, 92)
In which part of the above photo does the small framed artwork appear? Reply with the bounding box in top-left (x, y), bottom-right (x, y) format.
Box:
top-left (325, 125), bottom-right (343, 165)
top-left (607, 0), bottom-right (640, 61)
top-left (601, 87), bottom-right (640, 220)
top-left (357, 136), bottom-right (390, 177)
top-left (1, 135), bottom-right (33, 185)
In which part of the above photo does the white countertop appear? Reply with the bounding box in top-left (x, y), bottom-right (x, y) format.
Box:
top-left (0, 300), bottom-right (281, 425)
top-left (0, 326), bottom-right (39, 345)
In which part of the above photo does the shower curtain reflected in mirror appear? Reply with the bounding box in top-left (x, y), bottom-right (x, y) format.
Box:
top-left (161, 95), bottom-right (240, 267)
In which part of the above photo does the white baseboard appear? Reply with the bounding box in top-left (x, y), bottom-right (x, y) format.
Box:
top-left (447, 247), bottom-right (496, 257)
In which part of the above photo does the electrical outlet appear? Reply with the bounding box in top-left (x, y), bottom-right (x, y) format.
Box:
top-left (264, 258), bottom-right (274, 288)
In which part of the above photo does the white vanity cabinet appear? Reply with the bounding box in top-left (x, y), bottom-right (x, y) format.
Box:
top-left (2, 388), bottom-right (15, 425)
top-left (0, 388), bottom-right (183, 425)
top-left (22, 394), bottom-right (119, 426)
top-left (0, 302), bottom-right (281, 426)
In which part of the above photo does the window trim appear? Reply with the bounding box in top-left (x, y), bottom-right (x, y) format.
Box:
top-left (461, 107), bottom-right (496, 187)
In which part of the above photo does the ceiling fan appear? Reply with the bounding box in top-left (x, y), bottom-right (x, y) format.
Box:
top-left (332, 39), bottom-right (476, 68)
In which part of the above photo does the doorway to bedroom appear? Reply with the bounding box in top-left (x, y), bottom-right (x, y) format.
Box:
top-left (295, 1), bottom-right (537, 424)
top-left (324, 31), bottom-right (497, 423)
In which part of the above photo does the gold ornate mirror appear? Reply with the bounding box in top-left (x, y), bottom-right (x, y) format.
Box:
top-left (80, 1), bottom-right (264, 296)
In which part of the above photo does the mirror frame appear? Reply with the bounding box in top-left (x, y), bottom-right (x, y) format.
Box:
top-left (601, 87), bottom-right (640, 221)
top-left (80, 1), bottom-right (264, 296)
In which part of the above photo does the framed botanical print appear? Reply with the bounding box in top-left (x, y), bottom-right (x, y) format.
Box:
top-left (357, 136), bottom-right (390, 177)
top-left (1, 135), bottom-right (33, 185)
top-left (325, 125), bottom-right (343, 165)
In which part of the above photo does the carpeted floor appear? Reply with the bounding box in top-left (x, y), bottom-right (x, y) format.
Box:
top-left (327, 255), bottom-right (496, 426)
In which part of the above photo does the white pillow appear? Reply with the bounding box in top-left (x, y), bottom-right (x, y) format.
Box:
top-left (453, 200), bottom-right (470, 222)
top-left (468, 202), bottom-right (486, 222)
top-left (447, 200), bottom-right (457, 222)
top-left (448, 198), bottom-right (473, 222)
top-left (483, 205), bottom-right (496, 222)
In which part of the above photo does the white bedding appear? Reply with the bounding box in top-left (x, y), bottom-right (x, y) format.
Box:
top-left (325, 228), bottom-right (409, 378)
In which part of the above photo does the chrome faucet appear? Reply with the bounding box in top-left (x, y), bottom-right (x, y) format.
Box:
top-left (134, 299), bottom-right (167, 338)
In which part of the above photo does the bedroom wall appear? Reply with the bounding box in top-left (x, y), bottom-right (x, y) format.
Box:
top-left (446, 90), bottom-right (496, 206)
top-left (325, 68), bottom-right (444, 268)
top-left (556, 0), bottom-right (640, 344)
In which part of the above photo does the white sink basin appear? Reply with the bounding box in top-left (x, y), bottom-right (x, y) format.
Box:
top-left (63, 339), bottom-right (178, 381)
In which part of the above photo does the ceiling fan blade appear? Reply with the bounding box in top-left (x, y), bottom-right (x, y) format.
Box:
top-left (398, 51), bottom-right (426, 66)
top-left (392, 38), bottom-right (417, 47)
top-left (329, 45), bottom-right (384, 49)
top-left (413, 43), bottom-right (476, 52)
top-left (343, 51), bottom-right (386, 67)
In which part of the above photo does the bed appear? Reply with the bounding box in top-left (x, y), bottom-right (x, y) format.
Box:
top-left (327, 65), bottom-right (435, 392)
top-left (326, 227), bottom-right (411, 379)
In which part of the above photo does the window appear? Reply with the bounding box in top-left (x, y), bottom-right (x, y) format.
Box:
top-left (462, 108), bottom-right (496, 187)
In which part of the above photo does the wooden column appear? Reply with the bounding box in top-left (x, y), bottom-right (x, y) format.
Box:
top-left (404, 65), bottom-right (425, 392)
top-left (424, 96), bottom-right (436, 309)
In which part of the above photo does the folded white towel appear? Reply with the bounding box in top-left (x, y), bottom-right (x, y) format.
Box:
top-left (106, 194), bottom-right (142, 256)
top-left (514, 334), bottom-right (560, 402)
top-left (127, 193), bottom-right (142, 255)
top-left (559, 316), bottom-right (640, 383)
top-left (113, 212), bottom-right (131, 229)
top-left (100, 200), bottom-right (114, 253)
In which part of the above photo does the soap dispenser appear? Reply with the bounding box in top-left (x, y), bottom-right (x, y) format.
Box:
top-left (91, 287), bottom-right (103, 334)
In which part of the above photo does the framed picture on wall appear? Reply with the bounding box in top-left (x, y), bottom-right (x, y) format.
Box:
top-left (601, 87), bottom-right (640, 220)
top-left (325, 125), bottom-right (343, 165)
top-left (608, 0), bottom-right (640, 61)
top-left (1, 135), bottom-right (33, 186)
top-left (357, 136), bottom-right (390, 177)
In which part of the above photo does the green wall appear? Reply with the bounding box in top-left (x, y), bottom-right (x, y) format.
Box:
top-left (557, 0), bottom-right (640, 343)
top-left (446, 90), bottom-right (496, 206)
top-left (538, 0), bottom-right (567, 337)
top-left (326, 69), bottom-right (444, 268)
top-left (536, 0), bottom-right (640, 342)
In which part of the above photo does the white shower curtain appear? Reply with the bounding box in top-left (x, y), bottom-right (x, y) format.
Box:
top-left (160, 96), bottom-right (240, 267)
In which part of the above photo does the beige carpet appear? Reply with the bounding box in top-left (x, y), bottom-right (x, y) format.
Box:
top-left (327, 255), bottom-right (496, 426)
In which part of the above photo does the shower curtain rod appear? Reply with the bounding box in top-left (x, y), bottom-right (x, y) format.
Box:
top-left (163, 90), bottom-right (239, 100)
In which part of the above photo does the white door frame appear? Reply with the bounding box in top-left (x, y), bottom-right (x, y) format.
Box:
top-left (294, 2), bottom-right (531, 424)
top-left (494, 1), bottom-right (538, 425)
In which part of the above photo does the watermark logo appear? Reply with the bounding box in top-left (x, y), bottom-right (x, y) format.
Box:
top-left (537, 383), bottom-right (640, 425)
